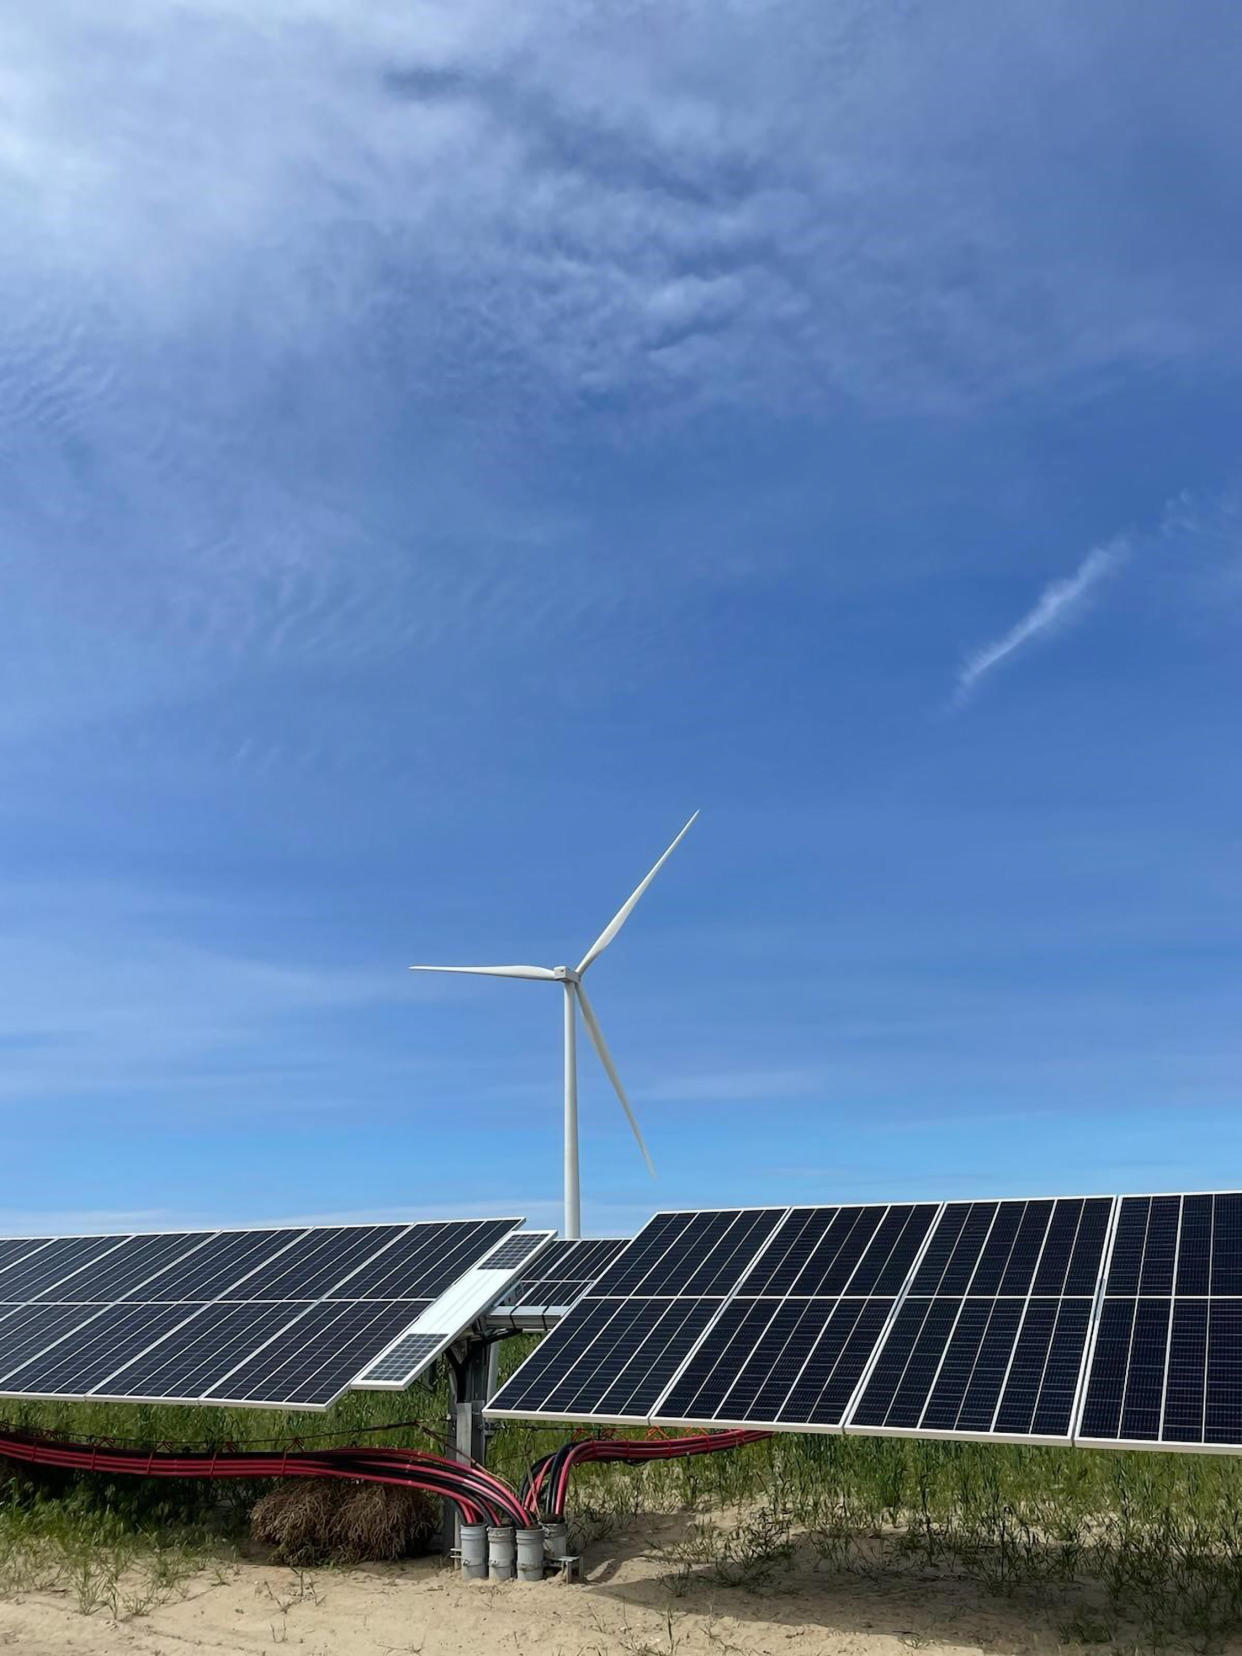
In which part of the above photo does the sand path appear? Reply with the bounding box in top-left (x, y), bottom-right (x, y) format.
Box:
top-left (0, 1525), bottom-right (1113, 1655)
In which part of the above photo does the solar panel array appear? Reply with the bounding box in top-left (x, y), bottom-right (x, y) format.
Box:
top-left (0, 1218), bottom-right (529, 1410)
top-left (490, 1194), bottom-right (1242, 1451)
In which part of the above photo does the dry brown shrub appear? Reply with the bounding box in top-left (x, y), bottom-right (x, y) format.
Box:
top-left (250, 1478), bottom-right (438, 1565)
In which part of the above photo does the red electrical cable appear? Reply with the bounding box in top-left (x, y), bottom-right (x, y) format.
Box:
top-left (0, 1431), bottom-right (535, 1528)
top-left (537, 1429), bottom-right (772, 1519)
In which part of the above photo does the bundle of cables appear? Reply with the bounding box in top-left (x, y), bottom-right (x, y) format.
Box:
top-left (0, 1429), bottom-right (534, 1528)
top-left (525, 1429), bottom-right (772, 1522)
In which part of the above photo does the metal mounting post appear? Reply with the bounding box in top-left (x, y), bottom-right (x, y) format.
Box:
top-left (443, 1333), bottom-right (492, 1556)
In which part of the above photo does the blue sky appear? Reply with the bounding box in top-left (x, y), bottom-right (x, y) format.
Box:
top-left (2, 0), bottom-right (1241, 1237)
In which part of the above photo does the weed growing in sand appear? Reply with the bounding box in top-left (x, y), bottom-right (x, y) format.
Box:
top-left (0, 1462), bottom-right (230, 1621)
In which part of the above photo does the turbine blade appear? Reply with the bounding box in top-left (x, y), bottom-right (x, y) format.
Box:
top-left (577, 811), bottom-right (699, 974)
top-left (574, 982), bottom-right (656, 1178)
top-left (408, 965), bottom-right (559, 980)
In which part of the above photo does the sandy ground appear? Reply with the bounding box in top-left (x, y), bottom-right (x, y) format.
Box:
top-left (0, 1519), bottom-right (1129, 1656)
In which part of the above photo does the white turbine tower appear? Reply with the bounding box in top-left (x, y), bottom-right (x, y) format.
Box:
top-left (410, 812), bottom-right (698, 1238)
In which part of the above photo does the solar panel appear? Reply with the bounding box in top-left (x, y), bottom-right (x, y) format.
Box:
top-left (478, 1233), bottom-right (552, 1272)
top-left (0, 1218), bottom-right (525, 1410)
top-left (848, 1198), bottom-right (1112, 1444)
top-left (207, 1300), bottom-right (432, 1408)
top-left (487, 1205), bottom-right (941, 1428)
top-left (501, 1238), bottom-right (630, 1312)
top-left (1076, 1193), bottom-right (1242, 1450)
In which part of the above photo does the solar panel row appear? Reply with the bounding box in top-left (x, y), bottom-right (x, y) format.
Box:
top-left (0, 1218), bottom-right (525, 1409)
top-left (488, 1194), bottom-right (1242, 1453)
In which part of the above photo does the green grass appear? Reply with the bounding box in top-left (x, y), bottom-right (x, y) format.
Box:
top-left (6, 1348), bottom-right (1242, 1647)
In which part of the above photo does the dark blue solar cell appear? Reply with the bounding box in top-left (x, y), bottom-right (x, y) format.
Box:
top-left (1163, 1298), bottom-right (1207, 1443)
top-left (0, 1236), bottom-right (131, 1302)
top-left (1205, 1299), bottom-right (1242, 1445)
top-left (1079, 1298), bottom-right (1135, 1440)
top-left (1030, 1300), bottom-right (1092, 1437)
top-left (998, 1203), bottom-right (1053, 1297)
top-left (937, 1204), bottom-right (1000, 1294)
top-left (659, 1299), bottom-right (770, 1420)
top-left (956, 1299), bottom-right (1023, 1430)
top-left (1065, 1199), bottom-right (1114, 1295)
top-left (1176, 1196), bottom-right (1212, 1296)
top-left (207, 1300), bottom-right (429, 1409)
top-left (1119, 1299), bottom-right (1171, 1442)
top-left (0, 1304), bottom-right (107, 1386)
top-left (1138, 1198), bottom-right (1179, 1296)
top-left (588, 1213), bottom-right (724, 1297)
top-left (858, 1205), bottom-right (938, 1295)
top-left (0, 1239), bottom-right (52, 1278)
top-left (783, 1301), bottom-right (894, 1427)
top-left (921, 1300), bottom-right (992, 1430)
top-left (788, 1208), bottom-right (883, 1295)
top-left (970, 1204), bottom-right (1026, 1296)
top-left (1, 1303), bottom-right (196, 1397)
top-left (37, 1232), bottom-right (212, 1303)
top-left (489, 1299), bottom-right (621, 1413)
top-left (232, 1226), bottom-right (408, 1300)
top-left (680, 1211), bottom-right (787, 1297)
top-left (740, 1209), bottom-right (843, 1295)
top-left (883, 1299), bottom-right (960, 1428)
top-left (93, 1301), bottom-right (312, 1401)
top-left (907, 1204), bottom-right (971, 1296)
top-left (993, 1300), bottom-right (1058, 1433)
top-left (849, 1298), bottom-right (930, 1428)
top-left (1211, 1197), bottom-right (1242, 1297)
top-left (1031, 1201), bottom-right (1083, 1297)
top-left (1106, 1199), bottom-right (1150, 1295)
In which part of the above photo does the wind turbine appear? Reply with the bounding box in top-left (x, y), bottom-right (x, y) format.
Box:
top-left (410, 812), bottom-right (698, 1238)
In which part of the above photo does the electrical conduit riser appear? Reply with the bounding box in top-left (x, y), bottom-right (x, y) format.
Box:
top-left (515, 1525), bottom-right (545, 1580)
top-left (541, 1518), bottom-right (568, 1561)
top-left (459, 1523), bottom-right (488, 1580)
top-left (488, 1524), bottom-right (516, 1580)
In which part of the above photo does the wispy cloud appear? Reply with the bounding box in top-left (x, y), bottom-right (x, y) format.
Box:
top-left (954, 540), bottom-right (1129, 705)
top-left (2, 3), bottom-right (1238, 754)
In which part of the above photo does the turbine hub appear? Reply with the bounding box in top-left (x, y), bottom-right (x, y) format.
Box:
top-left (553, 966), bottom-right (580, 983)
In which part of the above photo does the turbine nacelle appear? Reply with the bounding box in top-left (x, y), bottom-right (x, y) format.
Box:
top-left (409, 810), bottom-right (698, 1237)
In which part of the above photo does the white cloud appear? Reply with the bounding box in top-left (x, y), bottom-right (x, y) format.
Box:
top-left (954, 540), bottom-right (1129, 705)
